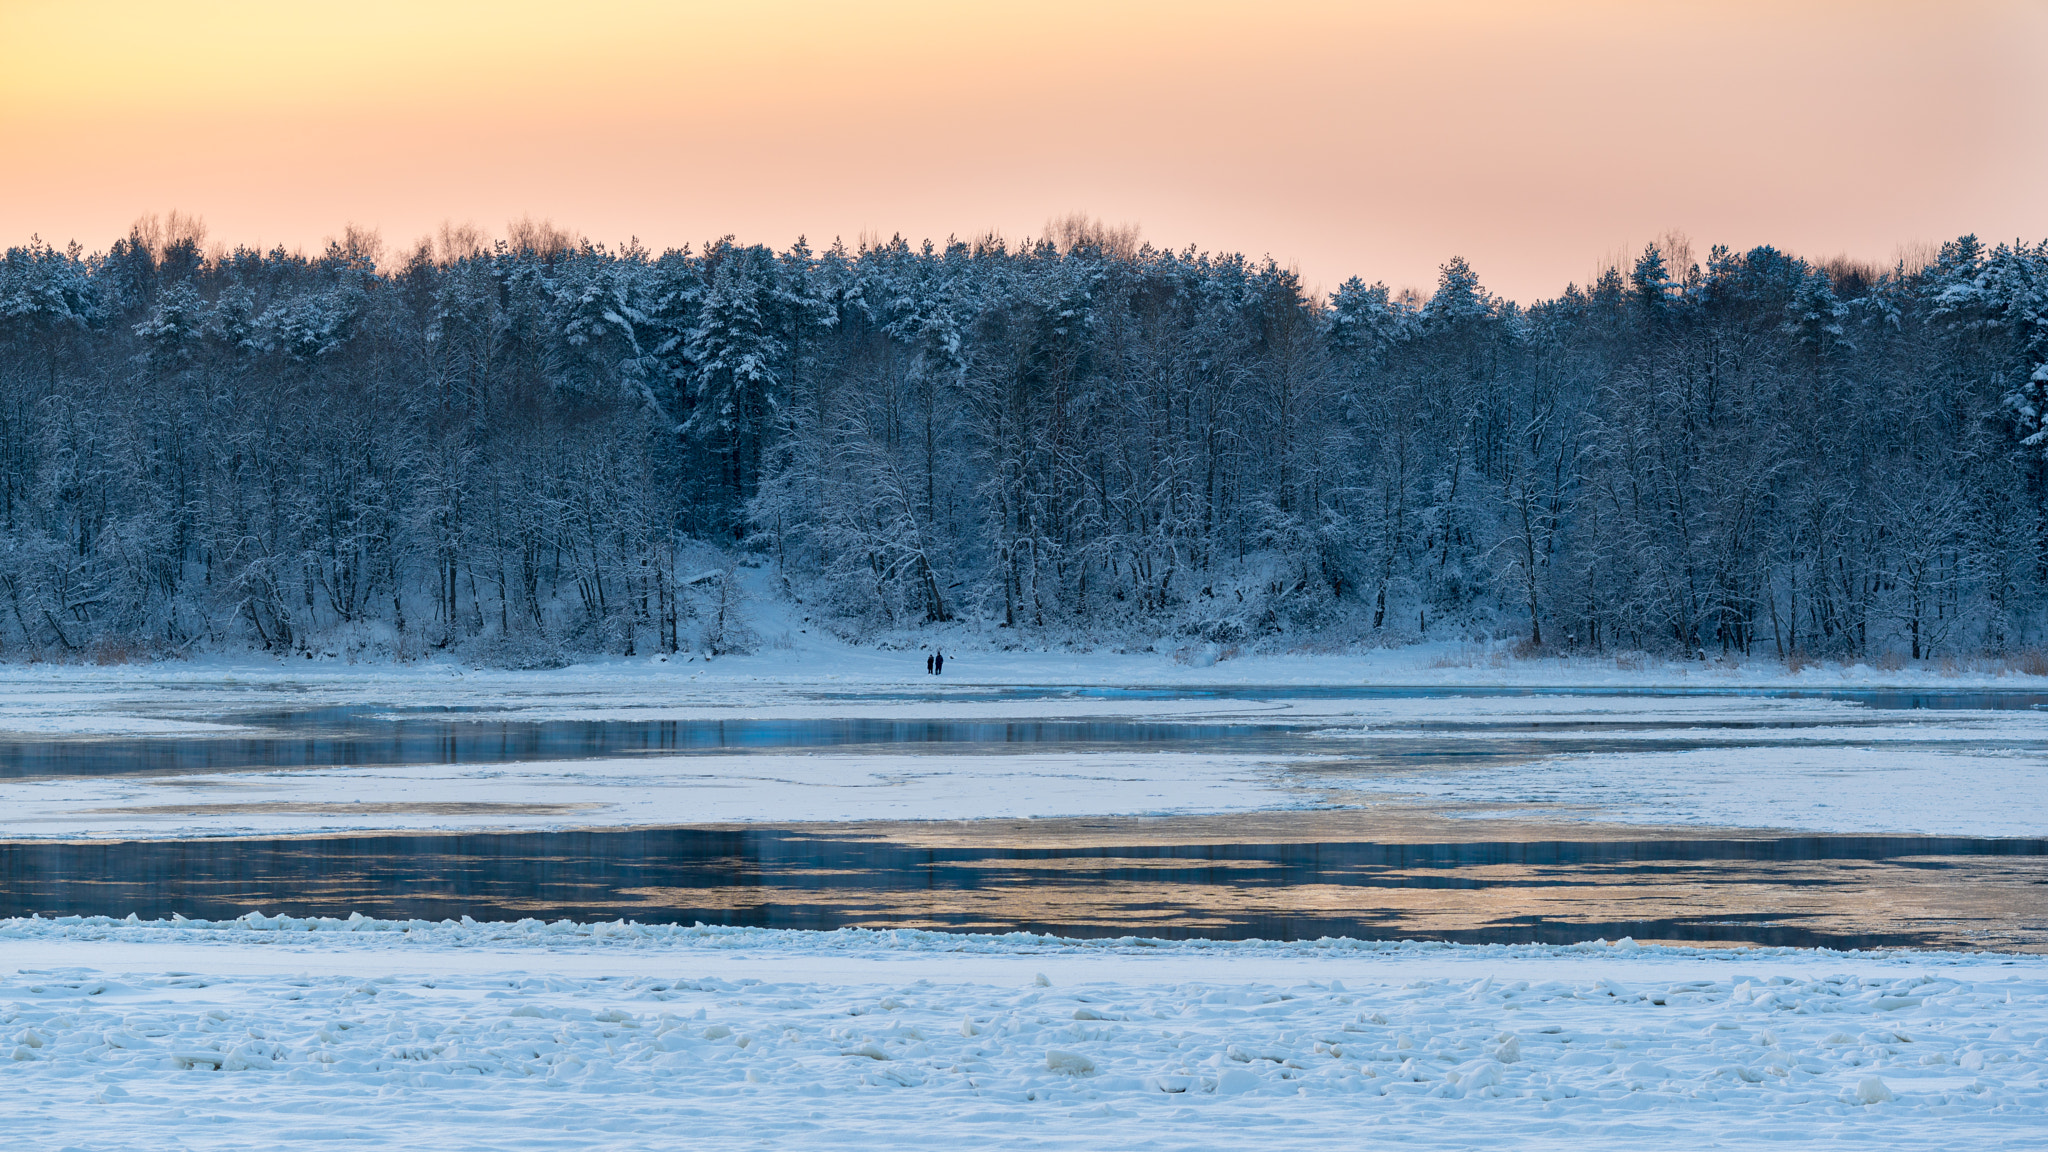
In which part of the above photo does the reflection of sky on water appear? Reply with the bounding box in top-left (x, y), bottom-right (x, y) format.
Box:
top-left (5, 687), bottom-right (2046, 950)
top-left (4, 826), bottom-right (2043, 951)
top-left (3, 686), bottom-right (2043, 781)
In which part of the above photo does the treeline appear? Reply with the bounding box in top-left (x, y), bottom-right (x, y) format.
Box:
top-left (1, 215), bottom-right (2044, 663)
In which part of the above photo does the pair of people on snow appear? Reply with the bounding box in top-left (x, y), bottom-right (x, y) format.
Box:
top-left (925, 650), bottom-right (945, 675)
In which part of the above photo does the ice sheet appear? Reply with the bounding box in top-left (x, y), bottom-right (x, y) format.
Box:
top-left (1378, 745), bottom-right (2048, 839)
top-left (3, 672), bottom-right (2045, 838)
top-left (0, 751), bottom-right (1305, 839)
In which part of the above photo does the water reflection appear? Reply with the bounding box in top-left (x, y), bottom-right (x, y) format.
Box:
top-left (5, 828), bottom-right (2041, 951)
top-left (8, 685), bottom-right (2044, 950)
top-left (5, 684), bottom-right (2042, 781)
top-left (0, 718), bottom-right (1298, 779)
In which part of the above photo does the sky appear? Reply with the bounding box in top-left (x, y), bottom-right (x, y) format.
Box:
top-left (2, 0), bottom-right (2043, 302)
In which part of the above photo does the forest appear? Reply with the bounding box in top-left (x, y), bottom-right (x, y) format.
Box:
top-left (1, 214), bottom-right (2044, 664)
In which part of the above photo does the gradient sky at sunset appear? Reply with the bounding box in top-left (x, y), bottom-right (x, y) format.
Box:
top-left (3, 0), bottom-right (2043, 301)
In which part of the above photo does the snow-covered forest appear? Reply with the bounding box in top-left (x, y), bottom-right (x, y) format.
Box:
top-left (2, 216), bottom-right (2045, 664)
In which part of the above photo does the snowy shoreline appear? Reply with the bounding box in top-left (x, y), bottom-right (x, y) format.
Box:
top-left (5, 633), bottom-right (2048, 698)
top-left (5, 915), bottom-right (2045, 1150)
top-left (9, 911), bottom-right (2043, 965)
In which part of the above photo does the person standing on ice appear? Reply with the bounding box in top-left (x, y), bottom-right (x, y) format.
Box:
top-left (926, 653), bottom-right (934, 675)
top-left (935, 650), bottom-right (944, 675)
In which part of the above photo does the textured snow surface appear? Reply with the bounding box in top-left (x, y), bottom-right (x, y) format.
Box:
top-left (3, 916), bottom-right (2045, 1150)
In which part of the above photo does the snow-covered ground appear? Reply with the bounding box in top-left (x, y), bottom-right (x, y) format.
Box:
top-left (3, 915), bottom-right (2043, 1150)
top-left (0, 631), bottom-right (2044, 731)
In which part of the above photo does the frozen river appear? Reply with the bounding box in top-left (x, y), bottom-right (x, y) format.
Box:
top-left (5, 668), bottom-right (2048, 1149)
top-left (4, 685), bottom-right (2045, 780)
top-left (1, 678), bottom-right (2044, 948)
top-left (0, 681), bottom-right (2044, 838)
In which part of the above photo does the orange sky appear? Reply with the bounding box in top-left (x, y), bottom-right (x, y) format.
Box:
top-left (2, 0), bottom-right (2043, 301)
